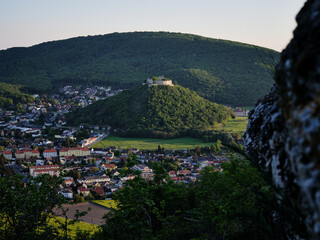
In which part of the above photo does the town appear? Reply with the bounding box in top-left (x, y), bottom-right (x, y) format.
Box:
top-left (0, 83), bottom-right (241, 202)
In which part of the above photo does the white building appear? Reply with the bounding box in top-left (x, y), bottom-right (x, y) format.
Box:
top-left (36, 159), bottom-right (45, 166)
top-left (29, 165), bottom-right (60, 177)
top-left (43, 148), bottom-right (58, 158)
top-left (60, 189), bottom-right (73, 199)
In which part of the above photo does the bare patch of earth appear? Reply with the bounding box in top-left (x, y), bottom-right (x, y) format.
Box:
top-left (54, 202), bottom-right (110, 225)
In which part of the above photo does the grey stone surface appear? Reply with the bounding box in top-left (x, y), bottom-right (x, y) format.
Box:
top-left (244, 0), bottom-right (320, 238)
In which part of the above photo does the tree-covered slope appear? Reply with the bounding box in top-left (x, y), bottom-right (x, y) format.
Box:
top-left (67, 84), bottom-right (235, 138)
top-left (0, 83), bottom-right (34, 110)
top-left (0, 32), bottom-right (278, 106)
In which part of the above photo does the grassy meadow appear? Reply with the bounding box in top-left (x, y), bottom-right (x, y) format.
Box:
top-left (222, 117), bottom-right (248, 134)
top-left (49, 216), bottom-right (99, 238)
top-left (91, 117), bottom-right (248, 150)
top-left (91, 136), bottom-right (218, 150)
top-left (91, 200), bottom-right (119, 210)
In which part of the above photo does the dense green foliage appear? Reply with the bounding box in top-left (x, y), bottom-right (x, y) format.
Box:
top-left (0, 175), bottom-right (64, 240)
top-left (0, 160), bottom-right (309, 240)
top-left (0, 83), bottom-right (34, 110)
top-left (0, 174), bottom-right (96, 240)
top-left (67, 85), bottom-right (235, 138)
top-left (0, 32), bottom-right (278, 105)
top-left (92, 159), bottom-right (307, 240)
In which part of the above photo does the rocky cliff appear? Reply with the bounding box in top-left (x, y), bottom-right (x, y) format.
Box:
top-left (244, 0), bottom-right (320, 238)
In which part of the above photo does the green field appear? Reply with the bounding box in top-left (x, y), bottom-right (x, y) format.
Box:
top-left (222, 117), bottom-right (248, 134)
top-left (49, 216), bottom-right (98, 238)
top-left (92, 136), bottom-right (218, 150)
top-left (0, 215), bottom-right (99, 239)
top-left (91, 117), bottom-right (248, 150)
top-left (91, 200), bottom-right (119, 210)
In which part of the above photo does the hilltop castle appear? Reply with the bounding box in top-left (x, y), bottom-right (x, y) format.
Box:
top-left (144, 76), bottom-right (174, 87)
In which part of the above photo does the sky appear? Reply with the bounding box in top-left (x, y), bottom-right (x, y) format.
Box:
top-left (0, 0), bottom-right (306, 52)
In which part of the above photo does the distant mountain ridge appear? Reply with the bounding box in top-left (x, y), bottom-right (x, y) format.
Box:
top-left (0, 31), bottom-right (279, 106)
top-left (67, 84), bottom-right (235, 138)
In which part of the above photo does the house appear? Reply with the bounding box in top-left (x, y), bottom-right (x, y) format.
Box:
top-left (101, 163), bottom-right (117, 171)
top-left (141, 172), bottom-right (154, 180)
top-left (131, 148), bottom-right (139, 154)
top-left (16, 149), bottom-right (40, 159)
top-left (77, 186), bottom-right (90, 197)
top-left (15, 150), bottom-right (25, 159)
top-left (29, 165), bottom-right (60, 177)
top-left (36, 159), bottom-right (45, 166)
top-left (93, 186), bottom-right (105, 196)
top-left (120, 175), bottom-right (136, 182)
top-left (60, 189), bottom-right (73, 199)
top-left (0, 150), bottom-right (12, 160)
top-left (63, 177), bottom-right (74, 186)
top-left (132, 164), bottom-right (152, 173)
top-left (171, 177), bottom-right (183, 183)
top-left (31, 149), bottom-right (41, 158)
top-left (43, 148), bottom-right (58, 158)
top-left (78, 176), bottom-right (111, 184)
top-left (169, 171), bottom-right (177, 178)
top-left (106, 152), bottom-right (114, 158)
top-left (177, 170), bottom-right (191, 176)
top-left (132, 164), bottom-right (153, 180)
top-left (59, 147), bottom-right (91, 157)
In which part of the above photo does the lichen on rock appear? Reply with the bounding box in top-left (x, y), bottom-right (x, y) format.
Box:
top-left (244, 0), bottom-right (320, 238)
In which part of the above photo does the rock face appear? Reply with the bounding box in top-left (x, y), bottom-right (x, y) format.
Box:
top-left (244, 0), bottom-right (320, 238)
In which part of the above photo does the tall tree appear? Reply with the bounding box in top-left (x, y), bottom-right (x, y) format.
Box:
top-left (0, 174), bottom-right (65, 240)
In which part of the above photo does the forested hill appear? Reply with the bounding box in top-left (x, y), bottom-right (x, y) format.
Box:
top-left (0, 83), bottom-right (34, 111)
top-left (0, 32), bottom-right (278, 106)
top-left (67, 84), bottom-right (235, 138)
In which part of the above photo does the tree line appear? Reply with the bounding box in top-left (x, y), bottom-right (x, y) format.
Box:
top-left (0, 157), bottom-right (309, 239)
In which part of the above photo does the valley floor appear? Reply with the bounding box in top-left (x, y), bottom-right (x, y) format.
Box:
top-left (91, 136), bottom-right (217, 150)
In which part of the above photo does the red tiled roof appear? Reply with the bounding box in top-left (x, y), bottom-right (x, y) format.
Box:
top-left (172, 177), bottom-right (183, 181)
top-left (30, 165), bottom-right (59, 169)
top-left (78, 186), bottom-right (90, 192)
top-left (44, 149), bottom-right (56, 153)
top-left (105, 164), bottom-right (116, 169)
top-left (67, 148), bottom-right (81, 150)
top-left (60, 147), bottom-right (89, 152)
top-left (0, 150), bottom-right (11, 155)
top-left (94, 187), bottom-right (104, 195)
top-left (33, 169), bottom-right (57, 173)
top-left (32, 150), bottom-right (40, 153)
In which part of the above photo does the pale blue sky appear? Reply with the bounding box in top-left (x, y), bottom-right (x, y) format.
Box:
top-left (0, 0), bottom-right (306, 51)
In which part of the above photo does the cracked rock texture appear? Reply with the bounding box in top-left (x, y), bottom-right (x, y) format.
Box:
top-left (244, 0), bottom-right (320, 238)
